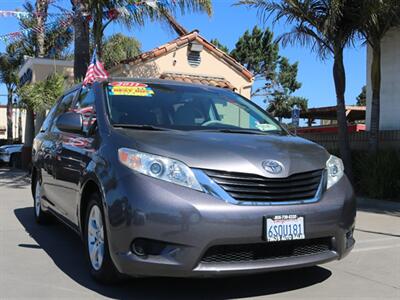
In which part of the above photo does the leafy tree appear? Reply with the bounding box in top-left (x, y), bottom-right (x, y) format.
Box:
top-left (231, 26), bottom-right (279, 83)
top-left (277, 57), bottom-right (301, 94)
top-left (18, 73), bottom-right (65, 112)
top-left (102, 33), bottom-right (141, 69)
top-left (357, 0), bottom-right (400, 154)
top-left (267, 57), bottom-right (305, 119)
top-left (0, 45), bottom-right (21, 143)
top-left (210, 38), bottom-right (229, 53)
top-left (356, 85), bottom-right (366, 106)
top-left (267, 95), bottom-right (307, 121)
top-left (239, 0), bottom-right (359, 181)
top-left (230, 26), bottom-right (303, 116)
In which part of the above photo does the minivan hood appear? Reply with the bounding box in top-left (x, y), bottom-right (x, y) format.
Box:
top-left (116, 129), bottom-right (329, 178)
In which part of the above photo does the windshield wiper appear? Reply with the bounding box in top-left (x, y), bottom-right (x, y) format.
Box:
top-left (112, 124), bottom-right (170, 131)
top-left (200, 129), bottom-right (270, 135)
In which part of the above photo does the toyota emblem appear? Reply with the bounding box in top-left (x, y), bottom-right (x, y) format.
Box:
top-left (262, 160), bottom-right (284, 174)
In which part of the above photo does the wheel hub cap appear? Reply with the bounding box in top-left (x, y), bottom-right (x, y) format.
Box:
top-left (87, 205), bottom-right (104, 271)
top-left (35, 181), bottom-right (41, 217)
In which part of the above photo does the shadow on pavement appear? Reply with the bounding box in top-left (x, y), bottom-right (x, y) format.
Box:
top-left (357, 198), bottom-right (400, 217)
top-left (0, 167), bottom-right (30, 189)
top-left (14, 206), bottom-right (331, 299)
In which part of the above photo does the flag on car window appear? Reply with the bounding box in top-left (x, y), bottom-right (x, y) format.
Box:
top-left (83, 49), bottom-right (109, 86)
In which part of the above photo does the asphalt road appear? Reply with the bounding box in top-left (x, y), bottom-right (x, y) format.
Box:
top-left (0, 167), bottom-right (399, 299)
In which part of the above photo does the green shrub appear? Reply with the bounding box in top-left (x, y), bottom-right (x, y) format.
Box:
top-left (353, 150), bottom-right (400, 200)
top-left (325, 149), bottom-right (400, 200)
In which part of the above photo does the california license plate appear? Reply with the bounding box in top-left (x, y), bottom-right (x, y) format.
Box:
top-left (265, 215), bottom-right (305, 242)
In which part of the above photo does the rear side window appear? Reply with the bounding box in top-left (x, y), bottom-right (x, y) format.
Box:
top-left (51, 89), bottom-right (78, 132)
top-left (40, 102), bottom-right (59, 132)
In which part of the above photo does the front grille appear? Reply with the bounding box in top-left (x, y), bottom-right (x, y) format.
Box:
top-left (203, 169), bottom-right (324, 203)
top-left (201, 238), bottom-right (332, 264)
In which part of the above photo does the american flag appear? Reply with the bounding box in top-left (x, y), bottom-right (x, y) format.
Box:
top-left (83, 50), bottom-right (109, 86)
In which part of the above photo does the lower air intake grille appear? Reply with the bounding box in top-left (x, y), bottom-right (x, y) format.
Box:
top-left (203, 169), bottom-right (324, 203)
top-left (201, 238), bottom-right (332, 264)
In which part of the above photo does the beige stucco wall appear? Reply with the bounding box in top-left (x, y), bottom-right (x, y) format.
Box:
top-left (32, 64), bottom-right (74, 83)
top-left (110, 45), bottom-right (253, 99)
top-left (18, 58), bottom-right (74, 85)
top-left (0, 107), bottom-right (26, 141)
top-left (366, 27), bottom-right (400, 130)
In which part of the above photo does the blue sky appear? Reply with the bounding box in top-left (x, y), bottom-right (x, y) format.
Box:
top-left (0, 0), bottom-right (366, 108)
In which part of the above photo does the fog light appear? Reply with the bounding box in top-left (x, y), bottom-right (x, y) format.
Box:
top-left (131, 238), bottom-right (168, 257)
top-left (131, 240), bottom-right (147, 256)
top-left (346, 228), bottom-right (355, 248)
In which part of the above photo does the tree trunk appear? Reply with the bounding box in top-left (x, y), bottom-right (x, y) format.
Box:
top-left (22, 0), bottom-right (49, 170)
top-left (333, 51), bottom-right (353, 182)
top-left (35, 0), bottom-right (49, 57)
top-left (18, 108), bottom-right (22, 142)
top-left (35, 110), bottom-right (46, 135)
top-left (72, 0), bottom-right (90, 80)
top-left (93, 13), bottom-right (104, 58)
top-left (34, 0), bottom-right (49, 133)
top-left (6, 89), bottom-right (13, 143)
top-left (21, 107), bottom-right (35, 170)
top-left (368, 45), bottom-right (381, 155)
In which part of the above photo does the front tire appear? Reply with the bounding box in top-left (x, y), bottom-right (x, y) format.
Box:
top-left (84, 194), bottom-right (120, 284)
top-left (33, 177), bottom-right (51, 224)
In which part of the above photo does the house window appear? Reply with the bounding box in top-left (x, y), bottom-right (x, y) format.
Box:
top-left (187, 51), bottom-right (201, 67)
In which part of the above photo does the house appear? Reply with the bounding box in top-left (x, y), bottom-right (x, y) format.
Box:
top-left (0, 105), bottom-right (25, 141)
top-left (1, 57), bottom-right (74, 142)
top-left (366, 27), bottom-right (400, 131)
top-left (18, 57), bottom-right (74, 85)
top-left (0, 57), bottom-right (74, 142)
top-left (109, 30), bottom-right (254, 99)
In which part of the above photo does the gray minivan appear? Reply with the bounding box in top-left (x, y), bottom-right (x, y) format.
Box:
top-left (32, 79), bottom-right (356, 283)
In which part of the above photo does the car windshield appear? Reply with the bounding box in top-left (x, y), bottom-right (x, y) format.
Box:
top-left (105, 81), bottom-right (285, 134)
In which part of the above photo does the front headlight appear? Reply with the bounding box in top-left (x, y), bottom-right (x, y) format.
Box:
top-left (118, 148), bottom-right (203, 192)
top-left (326, 155), bottom-right (344, 189)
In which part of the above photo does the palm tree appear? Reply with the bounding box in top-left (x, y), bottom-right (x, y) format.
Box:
top-left (239, 0), bottom-right (358, 181)
top-left (0, 46), bottom-right (20, 143)
top-left (357, 0), bottom-right (400, 155)
top-left (71, 0), bottom-right (212, 79)
top-left (17, 0), bottom-right (50, 168)
top-left (71, 0), bottom-right (90, 80)
top-left (35, 0), bottom-right (50, 57)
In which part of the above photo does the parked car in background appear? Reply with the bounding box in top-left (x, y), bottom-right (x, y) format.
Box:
top-left (0, 144), bottom-right (23, 168)
top-left (32, 79), bottom-right (356, 283)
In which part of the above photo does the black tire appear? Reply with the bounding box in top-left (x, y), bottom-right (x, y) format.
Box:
top-left (84, 194), bottom-right (121, 284)
top-left (9, 154), bottom-right (17, 168)
top-left (33, 175), bottom-right (51, 224)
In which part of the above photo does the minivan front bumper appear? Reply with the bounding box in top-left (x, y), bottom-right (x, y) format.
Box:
top-left (103, 172), bottom-right (356, 277)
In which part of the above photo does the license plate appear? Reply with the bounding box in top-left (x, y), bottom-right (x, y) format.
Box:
top-left (265, 215), bottom-right (305, 242)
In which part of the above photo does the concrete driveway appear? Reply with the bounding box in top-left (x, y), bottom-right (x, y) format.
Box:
top-left (0, 168), bottom-right (399, 299)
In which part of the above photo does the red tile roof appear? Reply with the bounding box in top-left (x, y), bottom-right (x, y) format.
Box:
top-left (120, 31), bottom-right (254, 82)
top-left (160, 73), bottom-right (236, 90)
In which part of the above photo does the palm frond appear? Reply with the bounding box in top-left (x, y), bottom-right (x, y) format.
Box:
top-left (237, 0), bottom-right (359, 59)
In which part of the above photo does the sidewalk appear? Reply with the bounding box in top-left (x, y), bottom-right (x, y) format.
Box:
top-left (357, 197), bottom-right (400, 217)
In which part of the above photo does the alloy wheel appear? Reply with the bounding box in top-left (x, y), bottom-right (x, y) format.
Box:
top-left (87, 205), bottom-right (105, 271)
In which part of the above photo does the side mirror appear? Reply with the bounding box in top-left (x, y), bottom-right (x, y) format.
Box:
top-left (281, 123), bottom-right (296, 135)
top-left (56, 111), bottom-right (83, 133)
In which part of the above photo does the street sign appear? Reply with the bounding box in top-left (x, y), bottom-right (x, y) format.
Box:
top-left (291, 105), bottom-right (300, 127)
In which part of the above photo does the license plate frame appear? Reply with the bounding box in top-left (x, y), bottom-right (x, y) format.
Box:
top-left (263, 215), bottom-right (305, 242)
